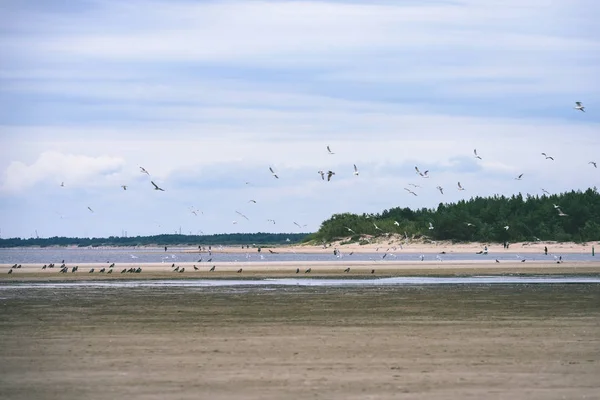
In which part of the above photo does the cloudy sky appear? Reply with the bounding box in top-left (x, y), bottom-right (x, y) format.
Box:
top-left (0, 0), bottom-right (598, 239)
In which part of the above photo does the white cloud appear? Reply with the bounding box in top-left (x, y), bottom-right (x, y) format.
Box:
top-left (0, 151), bottom-right (126, 193)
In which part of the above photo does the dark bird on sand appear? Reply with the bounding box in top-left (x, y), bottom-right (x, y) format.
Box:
top-left (209, 265), bottom-right (216, 272)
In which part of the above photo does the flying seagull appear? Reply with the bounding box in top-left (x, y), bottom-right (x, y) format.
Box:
top-left (408, 183), bottom-right (421, 188)
top-left (235, 211), bottom-right (249, 220)
top-left (267, 219), bottom-right (276, 224)
top-left (541, 188), bottom-right (550, 195)
top-left (293, 222), bottom-right (302, 229)
top-left (121, 185), bottom-right (128, 190)
top-left (87, 207), bottom-right (94, 213)
top-left (318, 170), bottom-right (325, 180)
top-left (515, 173), bottom-right (523, 180)
top-left (589, 161), bottom-right (597, 168)
top-left (465, 222), bottom-right (475, 227)
top-left (353, 164), bottom-right (359, 176)
top-left (327, 145), bottom-right (335, 155)
top-left (474, 149), bottom-right (482, 160)
top-left (436, 186), bottom-right (444, 194)
top-left (574, 101), bottom-right (585, 112)
top-left (248, 199), bottom-right (257, 203)
top-left (428, 222), bottom-right (434, 230)
top-left (140, 166), bottom-right (150, 175)
top-left (269, 167), bottom-right (279, 179)
top-left (404, 188), bottom-right (417, 196)
top-left (457, 182), bottom-right (465, 191)
top-left (504, 225), bottom-right (509, 230)
top-left (415, 166), bottom-right (429, 178)
top-left (60, 182), bottom-right (65, 187)
top-left (541, 153), bottom-right (554, 160)
top-left (327, 170), bottom-right (335, 181)
top-left (151, 181), bottom-right (165, 191)
top-left (373, 223), bottom-right (382, 231)
top-left (345, 227), bottom-right (356, 234)
top-left (393, 221), bottom-right (400, 226)
top-left (557, 208), bottom-right (568, 217)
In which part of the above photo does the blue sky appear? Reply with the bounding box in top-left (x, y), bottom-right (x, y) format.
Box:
top-left (0, 0), bottom-right (599, 238)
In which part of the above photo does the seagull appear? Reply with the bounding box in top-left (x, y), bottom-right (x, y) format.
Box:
top-left (541, 153), bottom-right (554, 160)
top-left (327, 145), bottom-right (335, 155)
top-left (121, 185), bottom-right (128, 190)
top-left (415, 166), bottom-right (429, 178)
top-left (140, 166), bottom-right (150, 175)
top-left (394, 221), bottom-right (400, 226)
top-left (373, 223), bottom-right (382, 231)
top-left (557, 209), bottom-right (568, 217)
top-left (232, 220), bottom-right (238, 224)
top-left (436, 186), bottom-right (444, 194)
top-left (345, 227), bottom-right (356, 234)
top-left (553, 204), bottom-right (561, 209)
top-left (408, 183), bottom-right (421, 188)
top-left (574, 101), bottom-right (585, 112)
top-left (353, 164), bottom-right (359, 176)
top-left (151, 181), bottom-right (165, 191)
top-left (317, 170), bottom-right (325, 180)
top-left (428, 222), bottom-right (434, 230)
top-left (60, 182), bottom-right (65, 187)
top-left (589, 161), bottom-right (597, 168)
top-left (248, 200), bottom-right (257, 203)
top-left (267, 219), bottom-right (276, 224)
top-left (404, 188), bottom-right (418, 196)
top-left (515, 173), bottom-right (523, 180)
top-left (235, 211), bottom-right (249, 220)
top-left (269, 167), bottom-right (279, 179)
top-left (504, 225), bottom-right (509, 230)
top-left (465, 222), bottom-right (475, 227)
top-left (294, 222), bottom-right (302, 229)
top-left (474, 149), bottom-right (482, 160)
top-left (327, 171), bottom-right (335, 181)
top-left (87, 207), bottom-right (94, 213)
top-left (541, 188), bottom-right (550, 195)
top-left (457, 182), bottom-right (465, 191)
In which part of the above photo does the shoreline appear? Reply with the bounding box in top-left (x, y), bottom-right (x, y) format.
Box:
top-left (1, 240), bottom-right (598, 254)
top-left (3, 260), bottom-right (600, 281)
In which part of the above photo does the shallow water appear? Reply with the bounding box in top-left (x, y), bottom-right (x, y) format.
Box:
top-left (1, 275), bottom-right (599, 290)
top-left (0, 247), bottom-right (595, 264)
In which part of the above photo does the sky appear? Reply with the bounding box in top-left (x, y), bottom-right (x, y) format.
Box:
top-left (0, 0), bottom-right (599, 239)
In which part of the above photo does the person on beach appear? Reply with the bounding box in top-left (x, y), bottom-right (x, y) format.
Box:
top-left (544, 246), bottom-right (548, 255)
top-left (164, 246), bottom-right (167, 252)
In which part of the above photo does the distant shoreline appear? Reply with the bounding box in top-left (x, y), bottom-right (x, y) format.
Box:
top-left (2, 240), bottom-right (597, 254)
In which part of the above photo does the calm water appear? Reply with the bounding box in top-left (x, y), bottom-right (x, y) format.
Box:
top-left (0, 247), bottom-right (596, 264)
top-left (1, 276), bottom-right (600, 291)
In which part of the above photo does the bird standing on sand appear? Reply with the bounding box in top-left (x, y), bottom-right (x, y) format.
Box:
top-left (151, 181), bottom-right (165, 191)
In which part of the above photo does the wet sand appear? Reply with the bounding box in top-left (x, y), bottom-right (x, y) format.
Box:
top-left (0, 284), bottom-right (599, 399)
top-left (2, 260), bottom-right (600, 281)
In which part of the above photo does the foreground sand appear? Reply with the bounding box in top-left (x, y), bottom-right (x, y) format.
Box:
top-left (2, 260), bottom-right (600, 281)
top-left (1, 284), bottom-right (598, 399)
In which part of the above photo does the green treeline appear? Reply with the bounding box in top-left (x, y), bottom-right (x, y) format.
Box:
top-left (304, 188), bottom-right (600, 244)
top-left (0, 233), bottom-right (309, 248)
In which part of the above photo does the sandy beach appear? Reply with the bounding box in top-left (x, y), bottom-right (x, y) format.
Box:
top-left (1, 282), bottom-right (599, 400)
top-left (2, 260), bottom-right (600, 281)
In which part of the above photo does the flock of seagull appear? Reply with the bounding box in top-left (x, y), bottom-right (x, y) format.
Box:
top-left (55, 102), bottom-right (589, 235)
